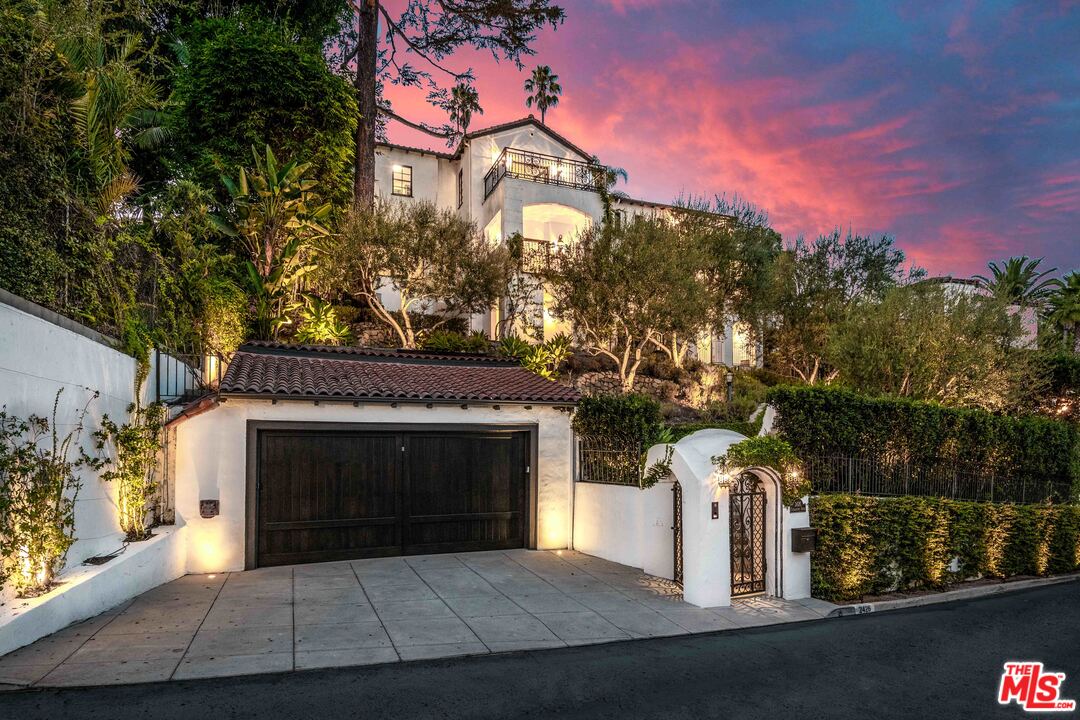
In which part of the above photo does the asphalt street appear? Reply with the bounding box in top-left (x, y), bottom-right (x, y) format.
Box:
top-left (3, 581), bottom-right (1077, 720)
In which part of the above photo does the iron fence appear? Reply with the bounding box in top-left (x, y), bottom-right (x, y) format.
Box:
top-left (805, 455), bottom-right (1076, 504)
top-left (484, 147), bottom-right (604, 199)
top-left (154, 348), bottom-right (225, 405)
top-left (577, 436), bottom-right (642, 486)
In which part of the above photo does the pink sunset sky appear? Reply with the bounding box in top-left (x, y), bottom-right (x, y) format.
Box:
top-left (381, 0), bottom-right (1080, 278)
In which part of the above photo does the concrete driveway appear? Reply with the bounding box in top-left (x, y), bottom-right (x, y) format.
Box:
top-left (0, 550), bottom-right (835, 687)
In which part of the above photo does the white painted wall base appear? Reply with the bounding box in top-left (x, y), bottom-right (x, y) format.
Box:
top-left (0, 525), bottom-right (187, 657)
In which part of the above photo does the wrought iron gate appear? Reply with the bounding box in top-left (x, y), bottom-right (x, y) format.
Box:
top-left (729, 472), bottom-right (766, 596)
top-left (672, 480), bottom-right (683, 587)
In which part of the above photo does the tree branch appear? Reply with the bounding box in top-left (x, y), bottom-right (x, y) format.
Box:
top-left (379, 106), bottom-right (455, 139)
top-left (378, 4), bottom-right (470, 80)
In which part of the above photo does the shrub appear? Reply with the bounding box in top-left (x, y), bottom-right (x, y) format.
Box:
top-left (573, 393), bottom-right (666, 446)
top-left (0, 390), bottom-right (97, 596)
top-left (767, 385), bottom-right (1080, 493)
top-left (810, 494), bottom-right (1080, 602)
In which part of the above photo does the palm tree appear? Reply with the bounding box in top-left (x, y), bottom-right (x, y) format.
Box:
top-left (1046, 271), bottom-right (1080, 348)
top-left (524, 65), bottom-right (561, 124)
top-left (974, 256), bottom-right (1061, 306)
top-left (56, 28), bottom-right (163, 217)
top-left (448, 83), bottom-right (482, 135)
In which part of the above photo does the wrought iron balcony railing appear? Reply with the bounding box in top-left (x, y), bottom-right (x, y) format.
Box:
top-left (520, 238), bottom-right (550, 274)
top-left (484, 147), bottom-right (604, 199)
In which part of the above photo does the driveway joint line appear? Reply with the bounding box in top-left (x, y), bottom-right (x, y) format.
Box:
top-left (406, 559), bottom-right (491, 653)
top-left (349, 561), bottom-right (402, 662)
top-left (167, 572), bottom-right (230, 681)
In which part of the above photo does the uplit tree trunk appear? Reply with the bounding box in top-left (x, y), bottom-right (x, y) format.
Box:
top-left (352, 0), bottom-right (380, 209)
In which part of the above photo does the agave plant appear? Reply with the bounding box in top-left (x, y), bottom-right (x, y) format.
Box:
top-left (213, 146), bottom-right (331, 340)
top-left (974, 256), bottom-right (1061, 306)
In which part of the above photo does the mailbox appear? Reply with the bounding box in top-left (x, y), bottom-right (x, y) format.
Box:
top-left (791, 527), bottom-right (817, 553)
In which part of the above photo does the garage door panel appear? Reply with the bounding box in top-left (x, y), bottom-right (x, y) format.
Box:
top-left (256, 427), bottom-right (529, 567)
top-left (258, 431), bottom-right (402, 566)
top-left (404, 432), bottom-right (527, 553)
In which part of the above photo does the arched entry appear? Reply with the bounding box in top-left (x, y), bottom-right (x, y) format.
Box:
top-left (729, 471), bottom-right (767, 596)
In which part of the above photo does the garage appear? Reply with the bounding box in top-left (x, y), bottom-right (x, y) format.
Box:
top-left (255, 426), bottom-right (531, 567)
top-left (168, 341), bottom-right (578, 573)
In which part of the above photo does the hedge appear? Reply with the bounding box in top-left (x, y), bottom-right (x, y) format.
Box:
top-left (810, 494), bottom-right (1080, 602)
top-left (572, 393), bottom-right (667, 445)
top-left (766, 385), bottom-right (1080, 491)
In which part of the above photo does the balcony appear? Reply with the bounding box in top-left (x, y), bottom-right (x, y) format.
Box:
top-left (484, 148), bottom-right (604, 199)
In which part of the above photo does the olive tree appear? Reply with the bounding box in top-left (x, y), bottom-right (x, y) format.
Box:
top-left (545, 215), bottom-right (711, 391)
top-left (318, 200), bottom-right (512, 347)
top-left (827, 283), bottom-right (1045, 412)
top-left (766, 230), bottom-right (923, 383)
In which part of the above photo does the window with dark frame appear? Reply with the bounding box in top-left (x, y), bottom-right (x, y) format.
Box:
top-left (457, 168), bottom-right (464, 207)
top-left (392, 165), bottom-right (413, 196)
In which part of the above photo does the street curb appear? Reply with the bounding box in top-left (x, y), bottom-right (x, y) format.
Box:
top-left (826, 573), bottom-right (1080, 618)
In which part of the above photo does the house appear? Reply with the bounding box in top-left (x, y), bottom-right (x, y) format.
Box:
top-left (170, 341), bottom-right (580, 572)
top-left (375, 116), bottom-right (761, 368)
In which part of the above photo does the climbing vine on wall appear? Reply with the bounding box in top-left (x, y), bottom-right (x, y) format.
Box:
top-left (91, 401), bottom-right (166, 541)
top-left (0, 390), bottom-right (97, 596)
top-left (712, 435), bottom-right (809, 505)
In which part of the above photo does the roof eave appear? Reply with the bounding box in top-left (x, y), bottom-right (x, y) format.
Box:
top-left (217, 392), bottom-right (579, 407)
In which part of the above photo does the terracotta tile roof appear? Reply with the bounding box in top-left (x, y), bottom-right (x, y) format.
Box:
top-left (219, 343), bottom-right (581, 405)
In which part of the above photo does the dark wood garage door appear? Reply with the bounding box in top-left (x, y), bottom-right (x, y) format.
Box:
top-left (255, 428), bottom-right (529, 567)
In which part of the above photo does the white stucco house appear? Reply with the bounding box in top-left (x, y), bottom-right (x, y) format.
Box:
top-left (375, 115), bottom-right (760, 368)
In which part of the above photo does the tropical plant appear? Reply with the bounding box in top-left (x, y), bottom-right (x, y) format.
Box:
top-left (0, 390), bottom-right (97, 596)
top-left (497, 333), bottom-right (572, 379)
top-left (974, 256), bottom-right (1061, 306)
top-left (294, 294), bottom-right (353, 345)
top-left (91, 401), bottom-right (166, 541)
top-left (54, 15), bottom-right (163, 216)
top-left (315, 200), bottom-right (512, 348)
top-left (419, 329), bottom-right (490, 353)
top-left (213, 146), bottom-right (331, 340)
top-left (587, 157), bottom-right (628, 224)
top-left (524, 65), bottom-right (561, 123)
top-left (1046, 271), bottom-right (1080, 349)
top-left (447, 83), bottom-right (483, 135)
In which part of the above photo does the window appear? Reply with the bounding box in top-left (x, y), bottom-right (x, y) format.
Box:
top-left (392, 165), bottom-right (412, 196)
top-left (457, 168), bottom-right (464, 208)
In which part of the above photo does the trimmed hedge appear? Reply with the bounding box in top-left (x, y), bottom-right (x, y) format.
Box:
top-left (810, 494), bottom-right (1080, 602)
top-left (572, 393), bottom-right (667, 445)
top-left (767, 385), bottom-right (1080, 490)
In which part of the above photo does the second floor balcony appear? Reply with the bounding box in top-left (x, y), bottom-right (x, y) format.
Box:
top-left (484, 147), bottom-right (604, 199)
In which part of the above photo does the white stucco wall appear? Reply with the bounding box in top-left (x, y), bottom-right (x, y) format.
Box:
top-left (572, 480), bottom-right (674, 577)
top-left (0, 294), bottom-right (135, 565)
top-left (173, 399), bottom-right (575, 573)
